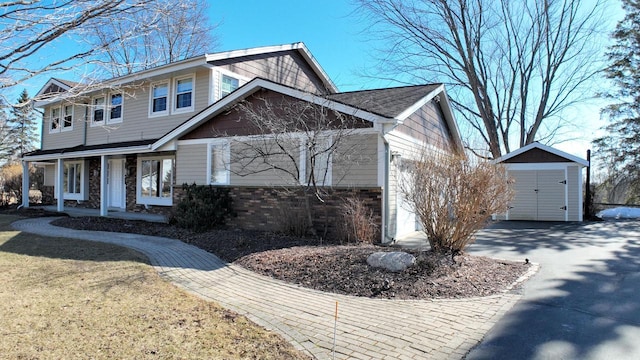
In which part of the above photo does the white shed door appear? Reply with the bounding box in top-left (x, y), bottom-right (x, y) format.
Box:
top-left (509, 169), bottom-right (566, 221)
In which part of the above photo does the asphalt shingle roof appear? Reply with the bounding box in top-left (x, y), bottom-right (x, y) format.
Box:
top-left (326, 84), bottom-right (442, 118)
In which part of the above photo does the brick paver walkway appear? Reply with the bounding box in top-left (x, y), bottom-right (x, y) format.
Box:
top-left (12, 218), bottom-right (528, 360)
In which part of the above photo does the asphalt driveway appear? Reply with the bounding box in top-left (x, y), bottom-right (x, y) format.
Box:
top-left (465, 220), bottom-right (640, 360)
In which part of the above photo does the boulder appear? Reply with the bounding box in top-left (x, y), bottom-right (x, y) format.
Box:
top-left (367, 251), bottom-right (416, 272)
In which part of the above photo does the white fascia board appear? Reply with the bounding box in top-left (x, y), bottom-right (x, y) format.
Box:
top-left (504, 162), bottom-right (578, 171)
top-left (35, 78), bottom-right (72, 98)
top-left (394, 84), bottom-right (464, 154)
top-left (22, 145), bottom-right (155, 162)
top-left (153, 78), bottom-right (393, 151)
top-left (395, 84), bottom-right (444, 122)
top-left (495, 142), bottom-right (589, 167)
top-left (206, 42), bottom-right (338, 93)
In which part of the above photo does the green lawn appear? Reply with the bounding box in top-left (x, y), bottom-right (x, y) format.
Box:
top-left (0, 215), bottom-right (307, 359)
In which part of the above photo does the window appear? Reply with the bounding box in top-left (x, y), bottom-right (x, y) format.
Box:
top-left (64, 162), bottom-right (82, 194)
top-left (220, 75), bottom-right (239, 98)
top-left (92, 96), bottom-right (105, 124)
top-left (174, 76), bottom-right (193, 112)
top-left (50, 107), bottom-right (60, 132)
top-left (209, 142), bottom-right (230, 185)
top-left (63, 104), bottom-right (73, 130)
top-left (138, 157), bottom-right (174, 206)
top-left (109, 93), bottom-right (123, 122)
top-left (150, 82), bottom-right (169, 115)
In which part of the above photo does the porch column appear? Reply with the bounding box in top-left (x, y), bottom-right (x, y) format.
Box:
top-left (56, 158), bottom-right (64, 212)
top-left (100, 155), bottom-right (108, 217)
top-left (21, 160), bottom-right (29, 208)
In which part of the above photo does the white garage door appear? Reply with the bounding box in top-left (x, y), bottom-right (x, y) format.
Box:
top-left (509, 170), bottom-right (567, 221)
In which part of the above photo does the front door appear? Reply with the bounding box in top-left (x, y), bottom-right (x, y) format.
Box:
top-left (108, 159), bottom-right (125, 209)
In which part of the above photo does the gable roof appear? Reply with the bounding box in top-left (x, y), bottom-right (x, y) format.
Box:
top-left (326, 84), bottom-right (442, 118)
top-left (34, 42), bottom-right (336, 105)
top-left (206, 42), bottom-right (336, 93)
top-left (152, 78), bottom-right (464, 153)
top-left (494, 142), bottom-right (589, 167)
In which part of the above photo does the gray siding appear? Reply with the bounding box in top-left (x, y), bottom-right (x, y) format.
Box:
top-left (230, 139), bottom-right (301, 186)
top-left (176, 143), bottom-right (207, 185)
top-left (214, 51), bottom-right (327, 94)
top-left (396, 100), bottom-right (454, 152)
top-left (333, 133), bottom-right (379, 187)
top-left (41, 103), bottom-right (87, 150)
top-left (85, 69), bottom-right (211, 146)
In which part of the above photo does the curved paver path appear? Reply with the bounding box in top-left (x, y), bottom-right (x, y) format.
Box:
top-left (12, 217), bottom-right (526, 360)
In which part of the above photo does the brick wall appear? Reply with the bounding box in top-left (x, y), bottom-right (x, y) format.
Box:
top-left (172, 185), bottom-right (382, 242)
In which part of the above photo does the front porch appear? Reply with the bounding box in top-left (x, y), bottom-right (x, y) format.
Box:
top-left (35, 205), bottom-right (168, 223)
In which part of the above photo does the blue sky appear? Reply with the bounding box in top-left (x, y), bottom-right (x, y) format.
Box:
top-left (210, 1), bottom-right (391, 92)
top-left (16, 0), bottom-right (623, 159)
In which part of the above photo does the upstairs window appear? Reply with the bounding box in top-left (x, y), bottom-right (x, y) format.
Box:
top-left (174, 76), bottom-right (193, 112)
top-left (150, 82), bottom-right (169, 116)
top-left (92, 96), bottom-right (105, 124)
top-left (220, 75), bottom-right (239, 98)
top-left (62, 104), bottom-right (73, 130)
top-left (50, 107), bottom-right (60, 132)
top-left (109, 93), bottom-right (123, 123)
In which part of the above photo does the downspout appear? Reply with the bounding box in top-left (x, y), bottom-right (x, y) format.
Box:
top-left (380, 121), bottom-right (400, 244)
top-left (383, 138), bottom-right (391, 243)
top-left (83, 103), bottom-right (88, 145)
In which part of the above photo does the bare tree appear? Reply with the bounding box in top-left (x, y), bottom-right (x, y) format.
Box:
top-left (84, 0), bottom-right (219, 77)
top-left (400, 150), bottom-right (513, 254)
top-left (356, 0), bottom-right (606, 158)
top-left (0, 0), bottom-right (154, 93)
top-left (231, 95), bottom-right (370, 237)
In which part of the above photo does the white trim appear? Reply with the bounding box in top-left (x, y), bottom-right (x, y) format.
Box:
top-left (207, 140), bottom-right (230, 185)
top-left (172, 73), bottom-right (195, 114)
top-left (212, 68), bottom-right (250, 103)
top-left (90, 95), bottom-right (106, 126)
top-left (148, 80), bottom-right (170, 118)
top-left (494, 142), bottom-right (589, 166)
top-left (61, 104), bottom-right (74, 131)
top-left (564, 167), bottom-right (569, 221)
top-left (137, 155), bottom-right (175, 206)
top-left (298, 139), bottom-right (306, 185)
top-left (48, 106), bottom-right (61, 133)
top-left (153, 78), bottom-right (393, 151)
top-left (205, 42), bottom-right (337, 92)
top-left (107, 92), bottom-right (123, 124)
top-left (395, 84), bottom-right (444, 121)
top-left (578, 167), bottom-right (584, 221)
top-left (176, 128), bottom-right (378, 146)
top-left (377, 134), bottom-right (386, 187)
top-left (23, 144), bottom-right (154, 162)
top-left (503, 162), bottom-right (578, 171)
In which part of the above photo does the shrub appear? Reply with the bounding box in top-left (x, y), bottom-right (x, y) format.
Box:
top-left (337, 196), bottom-right (378, 244)
top-left (170, 183), bottom-right (235, 232)
top-left (275, 199), bottom-right (311, 237)
top-left (400, 151), bottom-right (513, 254)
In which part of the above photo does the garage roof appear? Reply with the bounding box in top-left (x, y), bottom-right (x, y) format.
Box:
top-left (494, 142), bottom-right (589, 167)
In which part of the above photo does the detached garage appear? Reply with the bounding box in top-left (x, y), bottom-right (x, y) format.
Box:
top-left (495, 143), bottom-right (589, 222)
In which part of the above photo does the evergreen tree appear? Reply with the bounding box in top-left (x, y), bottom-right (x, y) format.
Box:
top-left (0, 101), bottom-right (11, 165)
top-left (594, 0), bottom-right (640, 203)
top-left (8, 89), bottom-right (39, 160)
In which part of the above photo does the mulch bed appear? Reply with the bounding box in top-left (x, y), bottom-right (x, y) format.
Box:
top-left (29, 214), bottom-right (531, 300)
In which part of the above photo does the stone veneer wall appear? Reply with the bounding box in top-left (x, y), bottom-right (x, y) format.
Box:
top-left (172, 185), bottom-right (383, 241)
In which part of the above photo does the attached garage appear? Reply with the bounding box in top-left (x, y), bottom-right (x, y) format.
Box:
top-left (495, 143), bottom-right (589, 222)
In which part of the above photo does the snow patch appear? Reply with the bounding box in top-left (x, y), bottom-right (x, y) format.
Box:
top-left (597, 207), bottom-right (640, 220)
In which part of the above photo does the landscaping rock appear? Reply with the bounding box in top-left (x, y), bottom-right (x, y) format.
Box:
top-left (367, 251), bottom-right (416, 272)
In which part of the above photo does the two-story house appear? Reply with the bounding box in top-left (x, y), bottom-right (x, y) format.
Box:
top-left (23, 42), bottom-right (463, 242)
